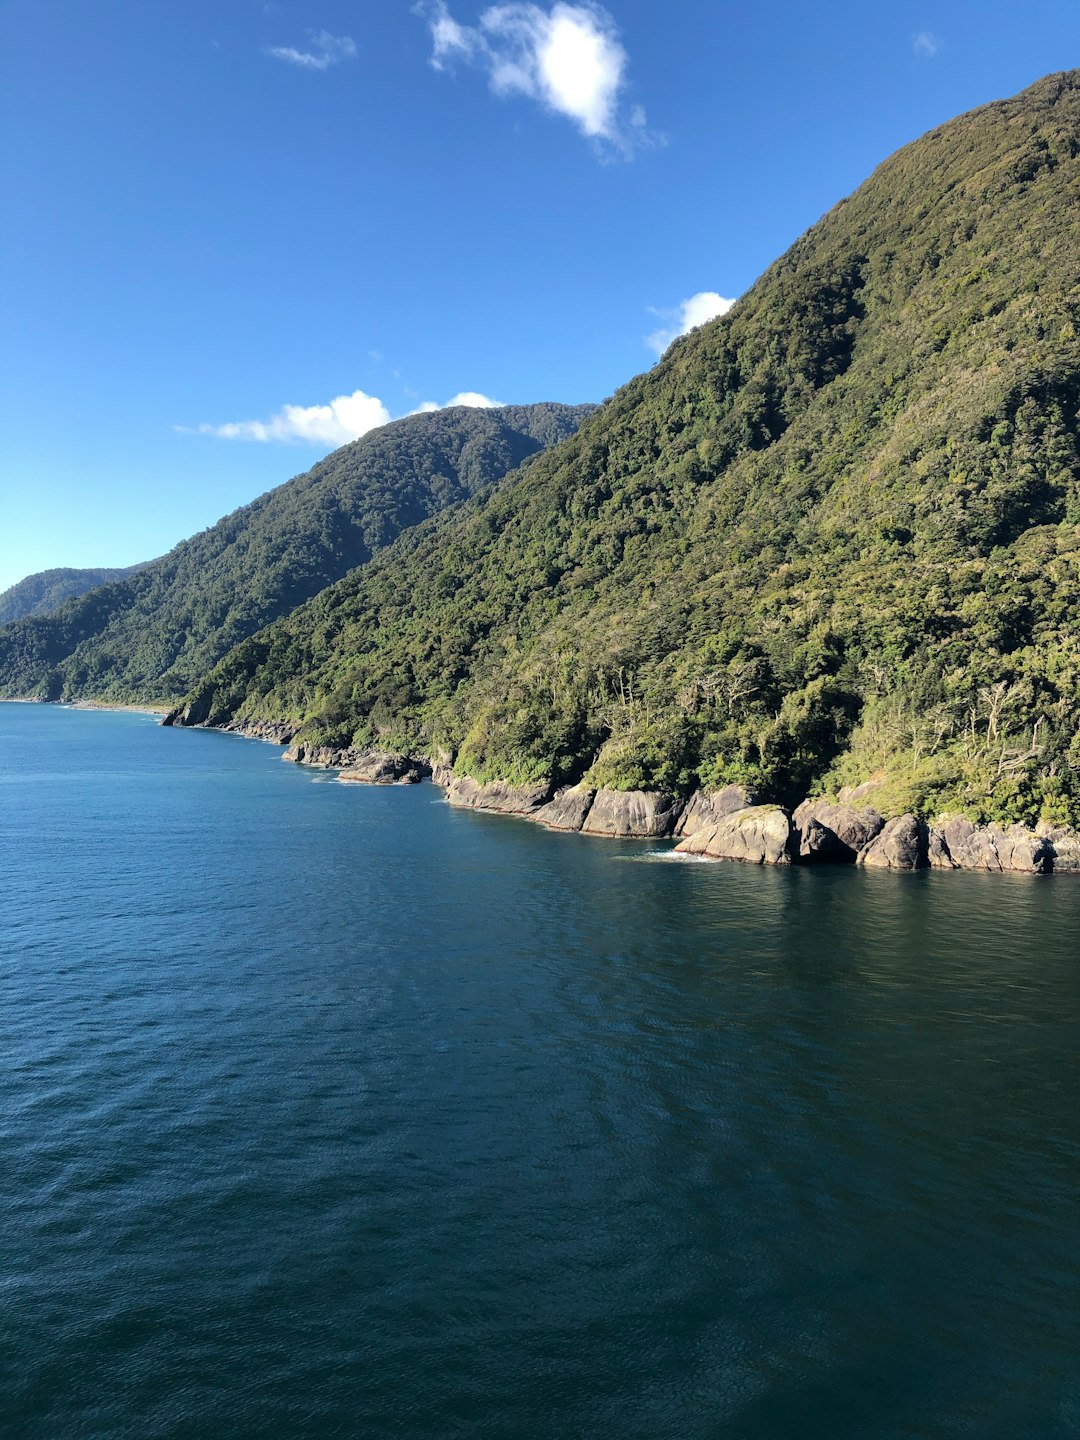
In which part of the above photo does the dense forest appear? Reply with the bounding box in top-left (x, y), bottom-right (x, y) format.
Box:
top-left (172, 72), bottom-right (1080, 828)
top-left (0, 565), bottom-right (146, 625)
top-left (0, 404), bottom-right (592, 704)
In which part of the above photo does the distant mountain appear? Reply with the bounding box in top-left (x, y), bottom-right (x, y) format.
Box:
top-left (0, 403), bottom-right (593, 704)
top-left (174, 72), bottom-right (1080, 828)
top-left (0, 565), bottom-right (145, 625)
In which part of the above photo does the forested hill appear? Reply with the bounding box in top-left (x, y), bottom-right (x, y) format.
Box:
top-left (0, 565), bottom-right (146, 624)
top-left (177, 72), bottom-right (1080, 827)
top-left (0, 403), bottom-right (592, 704)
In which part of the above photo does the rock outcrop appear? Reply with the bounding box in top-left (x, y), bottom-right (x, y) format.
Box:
top-left (793, 799), bottom-right (885, 862)
top-left (161, 706), bottom-right (298, 745)
top-left (535, 786), bottom-right (596, 831)
top-left (580, 789), bottom-right (684, 838)
top-left (280, 739), bottom-right (435, 778)
top-left (285, 741), bottom-right (364, 768)
top-left (229, 719), bottom-right (297, 744)
top-left (161, 700), bottom-right (209, 728)
top-left (434, 774), bottom-right (685, 837)
top-left (798, 817), bottom-right (844, 863)
top-left (927, 817), bottom-right (1051, 873)
top-left (339, 752), bottom-right (430, 785)
top-left (926, 827), bottom-right (956, 869)
top-left (673, 786), bottom-right (756, 839)
top-left (856, 815), bottom-right (927, 869)
top-left (674, 805), bottom-right (794, 865)
top-left (1040, 824), bottom-right (1080, 873)
top-left (445, 775), bottom-right (551, 815)
top-left (162, 699), bottom-right (201, 725)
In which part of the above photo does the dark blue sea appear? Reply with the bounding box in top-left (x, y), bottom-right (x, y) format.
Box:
top-left (2, 701), bottom-right (1079, 1439)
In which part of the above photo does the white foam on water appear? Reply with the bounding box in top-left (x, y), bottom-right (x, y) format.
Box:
top-left (621, 849), bottom-right (714, 863)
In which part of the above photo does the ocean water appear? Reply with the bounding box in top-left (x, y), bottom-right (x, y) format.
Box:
top-left (2, 701), bottom-right (1079, 1440)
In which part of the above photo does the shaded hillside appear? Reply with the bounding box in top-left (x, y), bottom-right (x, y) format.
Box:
top-left (0, 404), bottom-right (592, 704)
top-left (177, 72), bottom-right (1080, 827)
top-left (0, 565), bottom-right (146, 624)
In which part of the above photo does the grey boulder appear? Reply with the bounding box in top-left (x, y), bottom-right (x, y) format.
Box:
top-left (581, 789), bottom-right (684, 838)
top-left (793, 799), bottom-right (885, 862)
top-left (339, 752), bottom-right (429, 785)
top-left (674, 805), bottom-right (794, 865)
top-left (857, 815), bottom-right (927, 869)
top-left (535, 786), bottom-right (596, 832)
top-left (673, 785), bottom-right (757, 839)
top-left (1040, 825), bottom-right (1080, 873)
top-left (445, 776), bottom-right (551, 815)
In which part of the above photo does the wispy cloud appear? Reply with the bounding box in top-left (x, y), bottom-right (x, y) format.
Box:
top-left (418, 1), bottom-right (654, 155)
top-left (645, 291), bottom-right (735, 356)
top-left (182, 389), bottom-right (503, 446)
top-left (912, 31), bottom-right (940, 59)
top-left (267, 30), bottom-right (357, 71)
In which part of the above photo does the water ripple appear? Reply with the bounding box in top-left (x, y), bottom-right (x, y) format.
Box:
top-left (2, 703), bottom-right (1079, 1439)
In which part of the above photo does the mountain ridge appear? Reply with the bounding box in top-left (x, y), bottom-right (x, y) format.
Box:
top-left (0, 403), bottom-right (594, 705)
top-left (170, 70), bottom-right (1080, 830)
top-left (0, 565), bottom-right (148, 625)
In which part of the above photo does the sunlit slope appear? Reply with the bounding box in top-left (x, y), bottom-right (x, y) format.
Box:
top-left (182, 73), bottom-right (1080, 823)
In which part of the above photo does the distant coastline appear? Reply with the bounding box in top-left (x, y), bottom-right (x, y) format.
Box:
top-left (70, 700), bottom-right (170, 717)
top-left (2, 696), bottom-right (169, 718)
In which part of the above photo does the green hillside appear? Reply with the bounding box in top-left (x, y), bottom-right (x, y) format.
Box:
top-left (0, 404), bottom-right (592, 705)
top-left (175, 72), bottom-right (1080, 828)
top-left (0, 565), bottom-right (147, 625)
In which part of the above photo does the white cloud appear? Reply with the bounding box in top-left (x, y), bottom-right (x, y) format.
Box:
top-left (419, 2), bottom-right (652, 154)
top-left (195, 390), bottom-right (392, 445)
top-left (645, 291), bottom-right (736, 356)
top-left (186, 389), bottom-right (503, 446)
top-left (267, 31), bottom-right (357, 70)
top-left (412, 390), bottom-right (503, 412)
top-left (429, 5), bottom-right (478, 63)
top-left (449, 390), bottom-right (502, 408)
top-left (912, 31), bottom-right (940, 58)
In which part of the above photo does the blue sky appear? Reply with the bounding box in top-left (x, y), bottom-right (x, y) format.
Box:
top-left (1, 0), bottom-right (1077, 591)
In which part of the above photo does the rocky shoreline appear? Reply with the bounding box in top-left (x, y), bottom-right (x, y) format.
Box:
top-left (439, 775), bottom-right (1080, 874)
top-left (160, 712), bottom-right (1080, 875)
